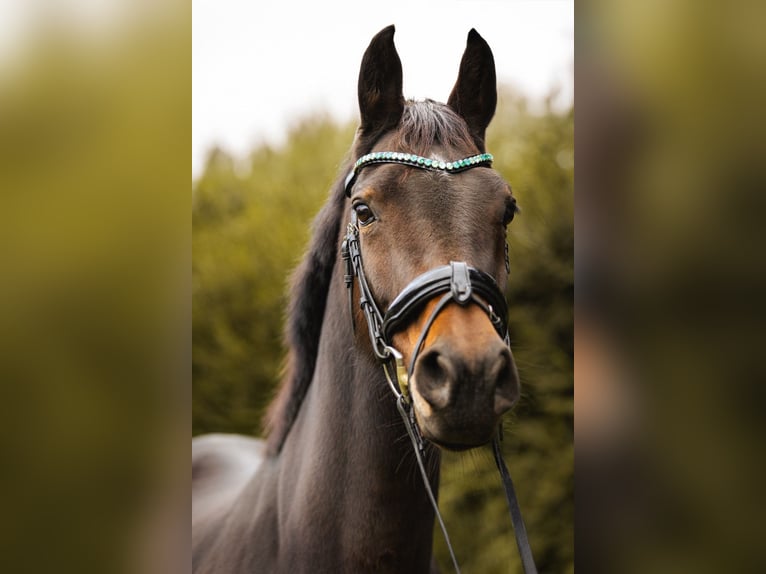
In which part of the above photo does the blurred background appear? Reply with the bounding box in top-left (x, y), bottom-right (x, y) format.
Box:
top-left (576, 0), bottom-right (766, 572)
top-left (0, 1), bottom-right (189, 573)
top-left (192, 2), bottom-right (573, 573)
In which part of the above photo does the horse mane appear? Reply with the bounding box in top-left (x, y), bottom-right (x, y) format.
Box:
top-left (262, 164), bottom-right (348, 455)
top-left (263, 99), bottom-right (476, 455)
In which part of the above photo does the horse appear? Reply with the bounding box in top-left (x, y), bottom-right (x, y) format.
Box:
top-left (193, 25), bottom-right (529, 573)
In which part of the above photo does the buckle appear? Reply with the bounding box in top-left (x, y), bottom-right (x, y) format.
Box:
top-left (450, 261), bottom-right (472, 304)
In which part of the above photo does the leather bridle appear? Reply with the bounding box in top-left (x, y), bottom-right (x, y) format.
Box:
top-left (342, 152), bottom-right (538, 574)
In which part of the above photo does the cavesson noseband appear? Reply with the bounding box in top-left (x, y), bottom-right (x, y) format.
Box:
top-left (341, 151), bottom-right (538, 574)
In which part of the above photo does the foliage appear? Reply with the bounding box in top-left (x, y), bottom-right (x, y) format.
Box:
top-left (193, 117), bottom-right (355, 434)
top-left (0, 11), bottom-right (190, 574)
top-left (192, 91), bottom-right (572, 572)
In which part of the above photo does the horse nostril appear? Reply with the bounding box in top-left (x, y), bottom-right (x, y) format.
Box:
top-left (415, 348), bottom-right (454, 410)
top-left (492, 347), bottom-right (519, 415)
top-left (415, 344), bottom-right (519, 416)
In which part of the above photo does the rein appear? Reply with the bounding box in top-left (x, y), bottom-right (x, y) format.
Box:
top-left (342, 151), bottom-right (538, 574)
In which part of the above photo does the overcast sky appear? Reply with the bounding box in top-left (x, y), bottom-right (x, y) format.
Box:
top-left (193, 0), bottom-right (573, 179)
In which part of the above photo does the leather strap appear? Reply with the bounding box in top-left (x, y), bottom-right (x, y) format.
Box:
top-left (397, 397), bottom-right (462, 574)
top-left (493, 437), bottom-right (538, 574)
top-left (382, 264), bottom-right (508, 342)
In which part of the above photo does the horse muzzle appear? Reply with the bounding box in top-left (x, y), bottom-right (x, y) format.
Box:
top-left (383, 262), bottom-right (520, 449)
top-left (395, 298), bottom-right (519, 449)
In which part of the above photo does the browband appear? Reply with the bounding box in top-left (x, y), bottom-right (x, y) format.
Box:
top-left (344, 151), bottom-right (493, 196)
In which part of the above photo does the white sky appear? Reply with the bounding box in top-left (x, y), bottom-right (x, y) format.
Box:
top-left (193, 0), bottom-right (573, 179)
top-left (0, 0), bottom-right (574, 177)
top-left (0, 1), bottom-right (572, 179)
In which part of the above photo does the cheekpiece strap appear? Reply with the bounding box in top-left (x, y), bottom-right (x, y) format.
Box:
top-left (344, 151), bottom-right (493, 196)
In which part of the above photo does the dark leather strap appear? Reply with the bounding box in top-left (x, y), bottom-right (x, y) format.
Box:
top-left (493, 437), bottom-right (538, 574)
top-left (407, 292), bottom-right (453, 377)
top-left (382, 264), bottom-right (508, 341)
top-left (397, 396), bottom-right (462, 574)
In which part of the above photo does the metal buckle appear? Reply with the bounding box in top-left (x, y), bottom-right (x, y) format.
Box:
top-left (449, 261), bottom-right (472, 304)
top-left (383, 345), bottom-right (410, 401)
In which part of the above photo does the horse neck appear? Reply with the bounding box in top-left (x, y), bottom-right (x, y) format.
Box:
top-left (279, 264), bottom-right (440, 571)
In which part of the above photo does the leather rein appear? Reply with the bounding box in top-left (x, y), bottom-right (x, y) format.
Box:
top-left (341, 151), bottom-right (538, 574)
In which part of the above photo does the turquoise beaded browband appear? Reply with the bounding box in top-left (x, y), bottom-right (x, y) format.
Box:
top-left (344, 151), bottom-right (494, 196)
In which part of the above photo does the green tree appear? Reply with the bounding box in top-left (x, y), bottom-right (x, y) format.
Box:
top-left (193, 117), bottom-right (355, 435)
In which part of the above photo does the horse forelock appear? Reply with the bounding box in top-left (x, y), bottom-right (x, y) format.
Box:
top-left (394, 99), bottom-right (478, 155)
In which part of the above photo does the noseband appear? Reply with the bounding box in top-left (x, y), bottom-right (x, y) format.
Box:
top-left (342, 151), bottom-right (538, 574)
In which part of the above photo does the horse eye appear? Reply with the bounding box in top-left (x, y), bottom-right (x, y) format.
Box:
top-left (354, 203), bottom-right (376, 226)
top-left (503, 200), bottom-right (518, 226)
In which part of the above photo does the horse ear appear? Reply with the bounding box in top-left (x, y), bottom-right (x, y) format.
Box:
top-left (358, 25), bottom-right (404, 135)
top-left (447, 29), bottom-right (497, 150)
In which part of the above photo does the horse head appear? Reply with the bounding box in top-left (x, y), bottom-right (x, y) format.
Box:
top-left (346, 25), bottom-right (520, 450)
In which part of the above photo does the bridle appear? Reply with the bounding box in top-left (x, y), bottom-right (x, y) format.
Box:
top-left (341, 150), bottom-right (538, 574)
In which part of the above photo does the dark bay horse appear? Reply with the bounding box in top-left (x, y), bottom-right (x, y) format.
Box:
top-left (193, 26), bottom-right (523, 573)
